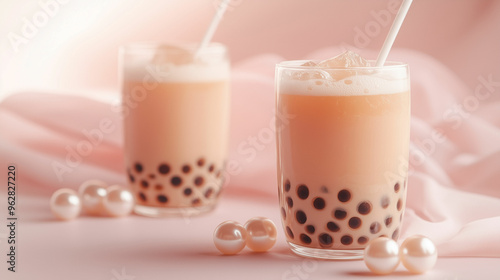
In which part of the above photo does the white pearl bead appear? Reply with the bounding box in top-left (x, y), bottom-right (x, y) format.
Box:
top-left (50, 188), bottom-right (81, 221)
top-left (78, 180), bottom-right (107, 215)
top-left (244, 217), bottom-right (277, 252)
top-left (363, 237), bottom-right (400, 275)
top-left (400, 235), bottom-right (438, 274)
top-left (214, 221), bottom-right (248, 255)
top-left (103, 185), bottom-right (134, 217)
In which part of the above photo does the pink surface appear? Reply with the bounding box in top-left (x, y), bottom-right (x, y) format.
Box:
top-left (1, 47), bottom-right (500, 279)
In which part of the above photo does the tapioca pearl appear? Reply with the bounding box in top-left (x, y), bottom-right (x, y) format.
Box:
top-left (182, 165), bottom-right (191, 174)
top-left (381, 196), bottom-right (390, 209)
top-left (370, 222), bottom-right (381, 234)
top-left (158, 163), bottom-right (170, 175)
top-left (194, 176), bottom-right (204, 187)
top-left (305, 225), bottom-right (315, 234)
top-left (300, 234), bottom-right (312, 245)
top-left (204, 188), bottom-right (214, 198)
top-left (348, 217), bottom-right (362, 229)
top-left (138, 192), bottom-right (146, 202)
top-left (171, 176), bottom-right (182, 187)
top-left (148, 174), bottom-right (155, 179)
top-left (385, 216), bottom-right (393, 227)
top-left (197, 158), bottom-right (205, 167)
top-left (357, 236), bottom-right (369, 245)
top-left (341, 235), bottom-right (353, 245)
top-left (357, 201), bottom-right (372, 215)
top-left (297, 185), bottom-right (309, 199)
top-left (157, 195), bottom-right (168, 203)
top-left (155, 184), bottom-right (163, 190)
top-left (397, 199), bottom-right (402, 211)
top-left (337, 189), bottom-right (351, 202)
top-left (394, 182), bottom-right (401, 193)
top-left (286, 226), bottom-right (294, 239)
top-left (281, 207), bottom-right (286, 219)
top-left (134, 163), bottom-right (143, 173)
top-left (327, 221), bottom-right (340, 232)
top-left (392, 228), bottom-right (400, 240)
top-left (318, 233), bottom-right (333, 247)
top-left (208, 164), bottom-right (215, 173)
top-left (184, 188), bottom-right (193, 196)
top-left (334, 208), bottom-right (347, 220)
top-left (140, 180), bottom-right (149, 188)
top-left (128, 174), bottom-right (135, 183)
top-left (313, 197), bottom-right (326, 210)
top-left (320, 186), bottom-right (328, 193)
top-left (192, 198), bottom-right (201, 206)
top-left (284, 180), bottom-right (291, 192)
top-left (286, 197), bottom-right (294, 208)
top-left (296, 210), bottom-right (307, 224)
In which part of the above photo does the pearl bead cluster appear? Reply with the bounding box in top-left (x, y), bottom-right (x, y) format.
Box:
top-left (50, 180), bottom-right (134, 220)
top-left (364, 235), bottom-right (438, 275)
top-left (213, 217), bottom-right (278, 255)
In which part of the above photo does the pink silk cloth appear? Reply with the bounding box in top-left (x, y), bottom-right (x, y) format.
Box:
top-left (1, 48), bottom-right (499, 258)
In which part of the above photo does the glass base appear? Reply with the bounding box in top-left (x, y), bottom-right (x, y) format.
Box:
top-left (288, 242), bottom-right (364, 260)
top-left (134, 203), bottom-right (217, 218)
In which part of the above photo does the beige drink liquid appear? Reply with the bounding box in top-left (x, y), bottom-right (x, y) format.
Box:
top-left (276, 52), bottom-right (410, 259)
top-left (121, 44), bottom-right (230, 217)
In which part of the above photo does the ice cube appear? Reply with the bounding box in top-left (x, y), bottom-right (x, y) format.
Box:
top-left (152, 44), bottom-right (194, 65)
top-left (318, 51), bottom-right (371, 81)
top-left (318, 51), bottom-right (370, 68)
top-left (301, 61), bottom-right (318, 67)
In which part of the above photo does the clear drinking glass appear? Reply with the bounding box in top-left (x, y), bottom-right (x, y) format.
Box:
top-left (275, 61), bottom-right (410, 259)
top-left (120, 43), bottom-right (230, 217)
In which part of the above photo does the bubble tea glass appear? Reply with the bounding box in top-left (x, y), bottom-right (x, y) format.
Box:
top-left (276, 58), bottom-right (410, 259)
top-left (120, 43), bottom-right (230, 217)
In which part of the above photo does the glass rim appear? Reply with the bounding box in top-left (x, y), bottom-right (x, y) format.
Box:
top-left (120, 42), bottom-right (227, 55)
top-left (276, 60), bottom-right (408, 70)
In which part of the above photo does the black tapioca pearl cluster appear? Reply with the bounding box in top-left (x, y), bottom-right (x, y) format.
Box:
top-left (128, 157), bottom-right (225, 207)
top-left (281, 178), bottom-right (407, 247)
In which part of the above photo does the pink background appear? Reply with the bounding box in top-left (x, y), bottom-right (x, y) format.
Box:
top-left (1, 0), bottom-right (500, 279)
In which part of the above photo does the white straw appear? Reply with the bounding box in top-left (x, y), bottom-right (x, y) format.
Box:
top-left (195, 0), bottom-right (231, 58)
top-left (375, 0), bottom-right (413, 67)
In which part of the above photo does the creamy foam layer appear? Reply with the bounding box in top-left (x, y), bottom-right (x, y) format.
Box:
top-left (124, 60), bottom-right (229, 83)
top-left (123, 43), bottom-right (229, 83)
top-left (280, 74), bottom-right (409, 96)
